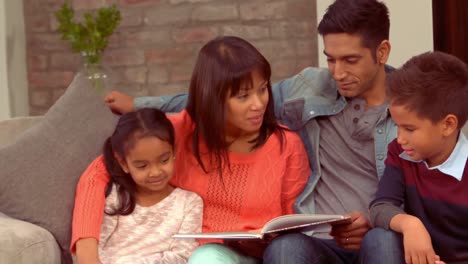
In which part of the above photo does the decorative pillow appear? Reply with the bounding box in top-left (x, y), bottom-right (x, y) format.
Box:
top-left (0, 73), bottom-right (118, 263)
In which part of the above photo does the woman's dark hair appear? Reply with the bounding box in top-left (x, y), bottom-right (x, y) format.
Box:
top-left (186, 35), bottom-right (285, 177)
top-left (103, 108), bottom-right (175, 216)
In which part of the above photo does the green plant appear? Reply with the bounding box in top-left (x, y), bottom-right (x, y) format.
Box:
top-left (55, 1), bottom-right (121, 65)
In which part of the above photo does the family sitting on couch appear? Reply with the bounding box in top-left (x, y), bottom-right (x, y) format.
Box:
top-left (72, 1), bottom-right (468, 264)
top-left (1, 0), bottom-right (467, 264)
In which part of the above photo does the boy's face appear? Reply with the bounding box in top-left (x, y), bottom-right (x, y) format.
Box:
top-left (323, 33), bottom-right (386, 102)
top-left (390, 104), bottom-right (453, 167)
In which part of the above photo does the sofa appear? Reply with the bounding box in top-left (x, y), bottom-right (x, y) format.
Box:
top-left (0, 73), bottom-right (118, 264)
top-left (0, 116), bottom-right (62, 263)
top-left (1, 73), bottom-right (467, 264)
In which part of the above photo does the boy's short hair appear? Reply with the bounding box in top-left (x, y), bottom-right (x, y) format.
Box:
top-left (317, 0), bottom-right (389, 57)
top-left (387, 51), bottom-right (468, 128)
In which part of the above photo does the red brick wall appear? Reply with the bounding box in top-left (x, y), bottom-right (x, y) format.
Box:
top-left (24, 0), bottom-right (318, 115)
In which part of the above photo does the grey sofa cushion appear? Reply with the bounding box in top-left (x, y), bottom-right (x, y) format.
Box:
top-left (0, 212), bottom-right (61, 264)
top-left (0, 73), bottom-right (118, 263)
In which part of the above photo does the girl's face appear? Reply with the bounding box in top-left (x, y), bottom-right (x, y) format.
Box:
top-left (225, 70), bottom-right (269, 138)
top-left (118, 136), bottom-right (175, 195)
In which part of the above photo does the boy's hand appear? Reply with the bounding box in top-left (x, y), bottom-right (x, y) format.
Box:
top-left (402, 221), bottom-right (436, 264)
top-left (390, 214), bottom-right (439, 264)
top-left (330, 211), bottom-right (371, 250)
top-left (434, 255), bottom-right (446, 264)
top-left (104, 90), bottom-right (135, 114)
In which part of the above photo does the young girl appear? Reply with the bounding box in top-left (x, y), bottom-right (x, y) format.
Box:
top-left (72, 36), bottom-right (310, 263)
top-left (93, 108), bottom-right (202, 263)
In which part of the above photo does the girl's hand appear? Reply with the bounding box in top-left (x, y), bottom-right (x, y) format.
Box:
top-left (104, 90), bottom-right (135, 115)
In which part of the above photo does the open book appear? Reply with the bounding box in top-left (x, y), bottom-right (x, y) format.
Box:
top-left (173, 214), bottom-right (351, 240)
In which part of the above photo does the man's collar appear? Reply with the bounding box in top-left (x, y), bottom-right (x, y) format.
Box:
top-left (399, 132), bottom-right (467, 181)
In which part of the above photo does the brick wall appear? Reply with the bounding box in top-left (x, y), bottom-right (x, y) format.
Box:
top-left (24, 0), bottom-right (318, 115)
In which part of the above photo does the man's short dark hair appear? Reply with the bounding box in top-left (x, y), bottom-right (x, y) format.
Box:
top-left (387, 51), bottom-right (468, 128)
top-left (318, 0), bottom-right (390, 55)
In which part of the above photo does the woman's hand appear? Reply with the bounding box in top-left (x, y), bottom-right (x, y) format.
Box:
top-left (76, 256), bottom-right (102, 264)
top-left (330, 211), bottom-right (371, 250)
top-left (75, 238), bottom-right (102, 264)
top-left (104, 90), bottom-right (135, 115)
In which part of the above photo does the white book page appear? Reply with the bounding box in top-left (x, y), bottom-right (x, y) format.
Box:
top-left (173, 232), bottom-right (262, 240)
top-left (262, 214), bottom-right (351, 234)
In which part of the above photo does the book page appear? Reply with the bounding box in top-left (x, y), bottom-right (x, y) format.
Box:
top-left (173, 231), bottom-right (263, 240)
top-left (262, 214), bottom-right (351, 234)
top-left (173, 214), bottom-right (352, 240)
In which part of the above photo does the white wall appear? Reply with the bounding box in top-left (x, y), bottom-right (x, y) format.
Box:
top-left (0, 0), bottom-right (28, 121)
top-left (0, 0), bottom-right (10, 120)
top-left (316, 0), bottom-right (433, 68)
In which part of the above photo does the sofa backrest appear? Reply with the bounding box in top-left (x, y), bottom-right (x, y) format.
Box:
top-left (0, 116), bottom-right (43, 147)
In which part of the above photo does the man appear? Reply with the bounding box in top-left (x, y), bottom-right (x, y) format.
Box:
top-left (261, 0), bottom-right (402, 263)
top-left (106, 0), bottom-right (402, 262)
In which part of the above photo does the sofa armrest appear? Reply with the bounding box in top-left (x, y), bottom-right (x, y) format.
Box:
top-left (0, 116), bottom-right (43, 147)
top-left (0, 212), bottom-right (61, 264)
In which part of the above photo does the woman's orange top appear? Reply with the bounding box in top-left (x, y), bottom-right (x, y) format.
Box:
top-left (71, 110), bottom-right (310, 252)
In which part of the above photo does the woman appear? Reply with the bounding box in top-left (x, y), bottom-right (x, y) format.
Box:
top-left (72, 36), bottom-right (310, 264)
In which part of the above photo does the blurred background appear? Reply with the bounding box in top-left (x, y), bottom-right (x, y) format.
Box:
top-left (0, 0), bottom-right (466, 119)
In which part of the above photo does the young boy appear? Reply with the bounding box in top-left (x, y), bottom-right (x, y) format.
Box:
top-left (369, 51), bottom-right (468, 264)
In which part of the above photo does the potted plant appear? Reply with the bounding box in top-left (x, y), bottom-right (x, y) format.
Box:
top-left (55, 1), bottom-right (121, 93)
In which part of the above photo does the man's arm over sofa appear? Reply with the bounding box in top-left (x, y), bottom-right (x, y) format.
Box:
top-left (130, 68), bottom-right (324, 116)
top-left (134, 94), bottom-right (188, 113)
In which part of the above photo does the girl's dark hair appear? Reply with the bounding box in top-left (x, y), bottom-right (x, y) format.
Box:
top-left (185, 36), bottom-right (285, 177)
top-left (103, 108), bottom-right (175, 216)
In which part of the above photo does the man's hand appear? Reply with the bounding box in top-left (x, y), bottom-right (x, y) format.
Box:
top-left (330, 211), bottom-right (371, 250)
top-left (104, 90), bottom-right (135, 114)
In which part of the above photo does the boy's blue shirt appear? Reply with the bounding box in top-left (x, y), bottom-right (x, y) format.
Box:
top-left (399, 132), bottom-right (468, 181)
top-left (134, 66), bottom-right (397, 214)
